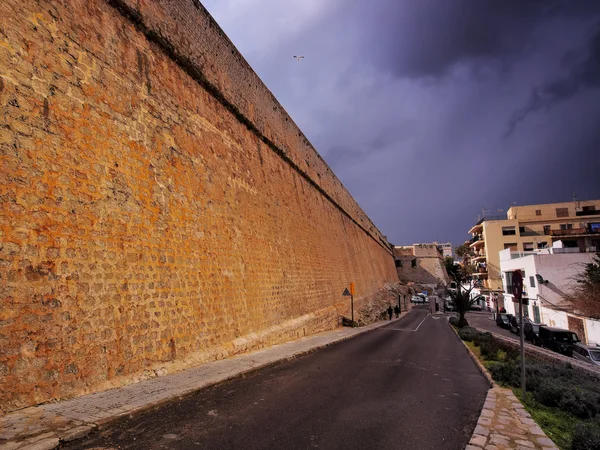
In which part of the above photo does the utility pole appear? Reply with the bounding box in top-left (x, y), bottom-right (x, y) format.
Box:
top-left (512, 270), bottom-right (526, 401)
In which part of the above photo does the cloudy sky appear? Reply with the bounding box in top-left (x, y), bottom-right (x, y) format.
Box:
top-left (202, 0), bottom-right (600, 249)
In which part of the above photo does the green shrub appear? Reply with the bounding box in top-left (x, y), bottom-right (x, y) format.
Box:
top-left (572, 418), bottom-right (600, 450)
top-left (488, 360), bottom-right (520, 386)
top-left (533, 380), bottom-right (565, 407)
top-left (480, 338), bottom-right (501, 360)
top-left (448, 316), bottom-right (459, 327)
top-left (458, 327), bottom-right (479, 341)
top-left (560, 389), bottom-right (600, 420)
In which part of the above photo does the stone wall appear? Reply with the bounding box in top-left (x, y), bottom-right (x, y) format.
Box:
top-left (491, 334), bottom-right (600, 380)
top-left (0, 0), bottom-right (398, 412)
top-left (394, 245), bottom-right (449, 287)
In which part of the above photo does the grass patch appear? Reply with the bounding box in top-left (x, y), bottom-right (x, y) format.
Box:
top-left (512, 387), bottom-right (578, 450)
top-left (465, 340), bottom-right (480, 357)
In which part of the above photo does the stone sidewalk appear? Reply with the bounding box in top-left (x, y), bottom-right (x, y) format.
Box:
top-left (467, 387), bottom-right (558, 450)
top-left (0, 312), bottom-right (410, 450)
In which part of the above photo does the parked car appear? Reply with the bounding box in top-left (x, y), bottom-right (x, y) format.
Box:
top-left (495, 313), bottom-right (512, 329)
top-left (411, 295), bottom-right (424, 304)
top-left (538, 326), bottom-right (580, 357)
top-left (572, 343), bottom-right (600, 366)
top-left (523, 322), bottom-right (546, 346)
top-left (469, 303), bottom-right (482, 311)
top-left (509, 316), bottom-right (533, 335)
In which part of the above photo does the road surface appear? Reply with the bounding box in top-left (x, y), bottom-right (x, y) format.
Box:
top-left (66, 307), bottom-right (488, 450)
top-left (465, 311), bottom-right (516, 340)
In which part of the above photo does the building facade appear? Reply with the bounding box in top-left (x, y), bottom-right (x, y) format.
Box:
top-left (394, 244), bottom-right (450, 288)
top-left (499, 246), bottom-right (599, 344)
top-left (434, 242), bottom-right (453, 259)
top-left (467, 199), bottom-right (600, 302)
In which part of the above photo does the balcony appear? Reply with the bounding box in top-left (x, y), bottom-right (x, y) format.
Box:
top-left (547, 227), bottom-right (587, 236)
top-left (472, 252), bottom-right (486, 262)
top-left (576, 210), bottom-right (599, 217)
top-left (469, 235), bottom-right (485, 248)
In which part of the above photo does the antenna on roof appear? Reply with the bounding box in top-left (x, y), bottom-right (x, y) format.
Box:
top-left (573, 192), bottom-right (581, 210)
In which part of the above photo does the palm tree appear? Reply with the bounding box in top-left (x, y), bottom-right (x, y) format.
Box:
top-left (449, 283), bottom-right (482, 328)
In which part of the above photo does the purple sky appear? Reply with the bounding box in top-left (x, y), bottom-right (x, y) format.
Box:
top-left (202, 0), bottom-right (600, 248)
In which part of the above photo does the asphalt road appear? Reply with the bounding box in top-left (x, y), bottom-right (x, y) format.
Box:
top-left (66, 307), bottom-right (489, 450)
top-left (465, 311), bottom-right (516, 340)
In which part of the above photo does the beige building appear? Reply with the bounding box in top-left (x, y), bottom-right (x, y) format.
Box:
top-left (467, 199), bottom-right (600, 299)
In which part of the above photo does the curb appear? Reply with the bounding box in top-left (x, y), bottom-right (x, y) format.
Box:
top-left (448, 323), bottom-right (494, 387)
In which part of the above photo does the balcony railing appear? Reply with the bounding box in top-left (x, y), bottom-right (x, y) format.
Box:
top-left (576, 210), bottom-right (599, 217)
top-left (548, 227), bottom-right (586, 236)
top-left (469, 235), bottom-right (481, 244)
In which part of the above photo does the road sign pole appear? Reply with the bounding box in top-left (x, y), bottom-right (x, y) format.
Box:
top-left (520, 297), bottom-right (526, 402)
top-left (351, 294), bottom-right (354, 324)
top-left (512, 269), bottom-right (526, 403)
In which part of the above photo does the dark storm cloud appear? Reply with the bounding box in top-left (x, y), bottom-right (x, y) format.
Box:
top-left (356, 0), bottom-right (600, 79)
top-left (506, 24), bottom-right (600, 136)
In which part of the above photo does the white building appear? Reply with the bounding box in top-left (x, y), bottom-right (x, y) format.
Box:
top-left (499, 242), bottom-right (599, 344)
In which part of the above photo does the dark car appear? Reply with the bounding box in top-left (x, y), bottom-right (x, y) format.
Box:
top-left (538, 326), bottom-right (580, 356)
top-left (523, 322), bottom-right (546, 345)
top-left (496, 313), bottom-right (512, 329)
top-left (509, 316), bottom-right (532, 335)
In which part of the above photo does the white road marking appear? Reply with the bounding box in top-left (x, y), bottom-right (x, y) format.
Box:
top-left (377, 314), bottom-right (430, 332)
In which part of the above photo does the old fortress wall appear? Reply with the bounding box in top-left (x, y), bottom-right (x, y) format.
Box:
top-left (0, 0), bottom-right (398, 412)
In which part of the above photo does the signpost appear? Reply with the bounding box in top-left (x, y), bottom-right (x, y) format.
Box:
top-left (512, 270), bottom-right (526, 401)
top-left (343, 284), bottom-right (355, 324)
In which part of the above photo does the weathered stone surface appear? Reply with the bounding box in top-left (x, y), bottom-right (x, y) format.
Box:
top-left (470, 434), bottom-right (487, 447)
top-left (0, 0), bottom-right (399, 413)
top-left (59, 425), bottom-right (94, 443)
top-left (19, 437), bottom-right (59, 450)
top-left (466, 387), bottom-right (558, 449)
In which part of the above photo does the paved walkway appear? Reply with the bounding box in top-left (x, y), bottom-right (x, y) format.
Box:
top-left (0, 312), bottom-right (410, 450)
top-left (467, 387), bottom-right (558, 450)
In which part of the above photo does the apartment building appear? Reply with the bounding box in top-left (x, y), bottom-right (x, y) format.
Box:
top-left (467, 199), bottom-right (600, 302)
top-left (435, 242), bottom-right (453, 259)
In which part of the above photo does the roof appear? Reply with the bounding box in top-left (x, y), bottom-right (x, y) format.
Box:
top-left (540, 326), bottom-right (573, 332)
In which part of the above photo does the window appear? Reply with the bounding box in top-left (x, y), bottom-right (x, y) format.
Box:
top-left (519, 226), bottom-right (525, 234)
top-left (543, 225), bottom-right (551, 234)
top-left (504, 243), bottom-right (518, 250)
top-left (523, 242), bottom-right (534, 251)
top-left (537, 242), bottom-right (548, 249)
top-left (395, 259), bottom-right (402, 268)
top-left (502, 226), bottom-right (516, 236)
top-left (583, 206), bottom-right (596, 212)
top-left (505, 271), bottom-right (523, 294)
top-left (530, 276), bottom-right (535, 288)
top-left (411, 259), bottom-right (417, 268)
top-left (505, 272), bottom-right (513, 294)
top-left (535, 209), bottom-right (541, 216)
top-left (560, 223), bottom-right (573, 230)
top-left (556, 207), bottom-right (569, 217)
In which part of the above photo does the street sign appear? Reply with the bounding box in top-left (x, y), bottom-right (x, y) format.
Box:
top-left (342, 288), bottom-right (351, 297)
top-left (349, 282), bottom-right (356, 296)
top-left (512, 270), bottom-right (523, 301)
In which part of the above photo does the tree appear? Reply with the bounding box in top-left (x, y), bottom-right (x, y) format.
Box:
top-left (455, 243), bottom-right (473, 262)
top-left (445, 258), bottom-right (481, 327)
top-left (565, 253), bottom-right (600, 319)
top-left (449, 284), bottom-right (482, 328)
